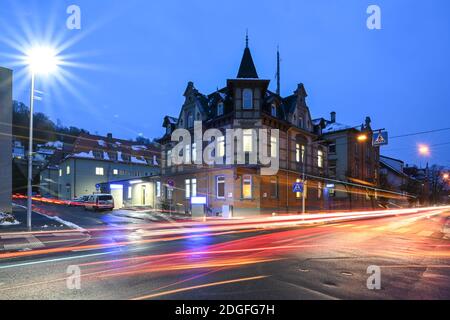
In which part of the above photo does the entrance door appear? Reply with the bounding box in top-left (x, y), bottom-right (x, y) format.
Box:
top-left (111, 187), bottom-right (123, 209)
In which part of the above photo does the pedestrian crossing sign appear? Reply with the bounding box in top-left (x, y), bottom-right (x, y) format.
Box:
top-left (373, 131), bottom-right (388, 146)
top-left (293, 182), bottom-right (304, 193)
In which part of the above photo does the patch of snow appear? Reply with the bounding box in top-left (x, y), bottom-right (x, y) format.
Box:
top-left (322, 122), bottom-right (352, 134)
top-left (72, 150), bottom-right (95, 159)
top-left (0, 212), bottom-right (19, 226)
top-left (103, 152), bottom-right (110, 160)
top-left (131, 156), bottom-right (147, 165)
top-left (117, 151), bottom-right (124, 162)
top-left (34, 211), bottom-right (85, 231)
top-left (97, 140), bottom-right (107, 147)
top-left (132, 145), bottom-right (148, 151)
top-left (45, 141), bottom-right (63, 150)
top-left (153, 155), bottom-right (159, 165)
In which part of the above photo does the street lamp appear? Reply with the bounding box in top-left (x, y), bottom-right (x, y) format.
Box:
top-left (418, 144), bottom-right (430, 157)
top-left (25, 45), bottom-right (60, 230)
top-left (357, 134), bottom-right (368, 142)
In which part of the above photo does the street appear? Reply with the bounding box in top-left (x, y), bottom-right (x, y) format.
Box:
top-left (1, 204), bottom-right (449, 300)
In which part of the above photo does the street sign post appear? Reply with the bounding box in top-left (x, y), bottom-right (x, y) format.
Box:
top-left (293, 182), bottom-right (304, 193)
top-left (373, 131), bottom-right (389, 147)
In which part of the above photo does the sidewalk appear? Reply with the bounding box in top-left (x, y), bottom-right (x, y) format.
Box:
top-left (0, 205), bottom-right (71, 233)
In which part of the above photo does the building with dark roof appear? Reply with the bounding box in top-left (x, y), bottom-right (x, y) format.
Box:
top-left (0, 67), bottom-right (12, 213)
top-left (158, 38), bottom-right (329, 216)
top-left (39, 132), bottom-right (160, 202)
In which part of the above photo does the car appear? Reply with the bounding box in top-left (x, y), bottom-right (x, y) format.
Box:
top-left (84, 194), bottom-right (115, 212)
top-left (67, 195), bottom-right (90, 207)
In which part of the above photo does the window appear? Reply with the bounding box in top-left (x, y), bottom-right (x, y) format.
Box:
top-left (59, 169), bottom-right (62, 177)
top-left (66, 166), bottom-right (70, 175)
top-left (329, 159), bottom-right (337, 178)
top-left (156, 181), bottom-right (161, 198)
top-left (187, 112), bottom-right (194, 128)
top-left (113, 169), bottom-right (119, 175)
top-left (329, 143), bottom-right (336, 154)
top-left (270, 177), bottom-right (278, 198)
top-left (318, 150), bottom-right (324, 168)
top-left (167, 186), bottom-right (173, 200)
top-left (318, 182), bottom-right (322, 199)
top-left (271, 136), bottom-right (278, 158)
top-left (296, 144), bottom-right (301, 163)
top-left (217, 136), bottom-right (225, 157)
top-left (185, 144), bottom-right (191, 163)
top-left (95, 167), bottom-right (104, 176)
top-left (271, 104), bottom-right (277, 117)
top-left (217, 102), bottom-right (224, 116)
top-left (301, 145), bottom-right (306, 163)
top-left (191, 179), bottom-right (197, 197)
top-left (242, 175), bottom-right (252, 199)
top-left (299, 117), bottom-right (304, 129)
top-left (243, 129), bottom-right (253, 152)
top-left (216, 176), bottom-right (225, 199)
top-left (167, 150), bottom-right (172, 167)
top-left (243, 89), bottom-right (253, 109)
top-left (185, 179), bottom-right (191, 198)
top-left (192, 143), bottom-right (197, 163)
top-left (128, 186), bottom-right (132, 199)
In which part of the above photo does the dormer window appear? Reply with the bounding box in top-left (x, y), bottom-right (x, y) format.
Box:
top-left (217, 102), bottom-right (224, 116)
top-left (299, 117), bottom-right (304, 129)
top-left (243, 89), bottom-right (253, 109)
top-left (187, 112), bottom-right (194, 128)
top-left (271, 104), bottom-right (277, 117)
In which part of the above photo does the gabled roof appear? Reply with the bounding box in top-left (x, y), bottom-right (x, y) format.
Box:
top-left (237, 47), bottom-right (258, 79)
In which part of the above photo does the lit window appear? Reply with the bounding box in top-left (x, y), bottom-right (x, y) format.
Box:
top-left (296, 144), bottom-right (301, 163)
top-left (217, 102), bottom-right (224, 116)
top-left (243, 129), bottom-right (253, 152)
top-left (243, 89), bottom-right (253, 109)
top-left (95, 167), bottom-right (104, 176)
top-left (59, 169), bottom-right (62, 177)
top-left (192, 143), bottom-right (197, 162)
top-left (185, 179), bottom-right (191, 198)
top-left (113, 169), bottom-right (119, 175)
top-left (66, 166), bottom-right (70, 175)
top-left (192, 179), bottom-right (197, 197)
top-left (318, 150), bottom-right (324, 168)
top-left (216, 176), bottom-right (225, 199)
top-left (128, 186), bottom-right (132, 199)
top-left (271, 136), bottom-right (278, 158)
top-left (301, 145), bottom-right (306, 163)
top-left (318, 182), bottom-right (322, 199)
top-left (271, 104), bottom-right (277, 117)
top-left (217, 136), bottom-right (225, 157)
top-left (242, 175), bottom-right (252, 199)
top-left (156, 181), bottom-right (161, 197)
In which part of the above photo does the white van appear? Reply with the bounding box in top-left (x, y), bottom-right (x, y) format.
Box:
top-left (84, 194), bottom-right (114, 212)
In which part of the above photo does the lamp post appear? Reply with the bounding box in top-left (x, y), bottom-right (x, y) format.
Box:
top-left (25, 46), bottom-right (59, 230)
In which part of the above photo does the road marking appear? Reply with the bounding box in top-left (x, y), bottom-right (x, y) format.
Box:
top-left (1, 235), bottom-right (45, 251)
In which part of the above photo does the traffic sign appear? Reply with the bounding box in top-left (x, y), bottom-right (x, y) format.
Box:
top-left (293, 182), bottom-right (304, 193)
top-left (373, 131), bottom-right (388, 147)
top-left (167, 179), bottom-right (175, 188)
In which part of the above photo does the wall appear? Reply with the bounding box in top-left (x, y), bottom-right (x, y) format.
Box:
top-left (0, 67), bottom-right (12, 213)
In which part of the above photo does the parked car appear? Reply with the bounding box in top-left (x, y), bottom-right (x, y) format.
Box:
top-left (84, 194), bottom-right (114, 211)
top-left (67, 195), bottom-right (90, 207)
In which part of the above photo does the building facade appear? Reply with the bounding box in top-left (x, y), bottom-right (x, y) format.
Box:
top-left (0, 67), bottom-right (12, 213)
top-left (40, 132), bottom-right (160, 200)
top-left (313, 112), bottom-right (380, 210)
top-left (158, 41), bottom-right (329, 217)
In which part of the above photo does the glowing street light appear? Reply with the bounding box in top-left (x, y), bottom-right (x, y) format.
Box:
top-left (443, 173), bottom-right (449, 180)
top-left (25, 45), bottom-right (61, 230)
top-left (357, 134), bottom-right (368, 142)
top-left (418, 144), bottom-right (430, 157)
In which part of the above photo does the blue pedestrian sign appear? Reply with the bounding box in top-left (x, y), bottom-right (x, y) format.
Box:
top-left (373, 131), bottom-right (388, 147)
top-left (293, 182), bottom-right (304, 193)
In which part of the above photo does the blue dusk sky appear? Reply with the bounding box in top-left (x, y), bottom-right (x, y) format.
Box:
top-left (0, 0), bottom-right (449, 167)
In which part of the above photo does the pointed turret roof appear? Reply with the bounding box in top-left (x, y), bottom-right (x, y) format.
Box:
top-left (236, 35), bottom-right (259, 79)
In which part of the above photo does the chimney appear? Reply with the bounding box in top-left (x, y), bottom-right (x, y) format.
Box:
top-left (107, 133), bottom-right (113, 140)
top-left (330, 112), bottom-right (336, 123)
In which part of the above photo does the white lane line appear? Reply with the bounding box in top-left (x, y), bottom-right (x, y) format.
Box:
top-left (2, 235), bottom-right (45, 251)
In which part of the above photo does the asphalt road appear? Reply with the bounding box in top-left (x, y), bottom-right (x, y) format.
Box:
top-left (0, 204), bottom-right (449, 300)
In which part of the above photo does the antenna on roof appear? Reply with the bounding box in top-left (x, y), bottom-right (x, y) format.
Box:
top-left (245, 29), bottom-right (249, 48)
top-left (276, 45), bottom-right (281, 95)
